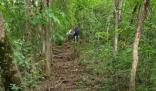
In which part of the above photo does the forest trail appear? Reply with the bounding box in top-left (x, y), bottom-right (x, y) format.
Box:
top-left (31, 42), bottom-right (102, 91)
top-left (50, 42), bottom-right (85, 91)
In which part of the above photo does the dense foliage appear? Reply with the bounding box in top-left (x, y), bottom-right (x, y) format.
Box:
top-left (0, 0), bottom-right (156, 91)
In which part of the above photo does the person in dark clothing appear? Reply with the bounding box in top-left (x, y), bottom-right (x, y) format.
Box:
top-left (66, 26), bottom-right (80, 42)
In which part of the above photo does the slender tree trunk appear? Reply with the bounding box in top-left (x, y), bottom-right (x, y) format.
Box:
top-left (112, 1), bottom-right (123, 90)
top-left (106, 15), bottom-right (112, 42)
top-left (113, 0), bottom-right (123, 56)
top-left (0, 13), bottom-right (22, 91)
top-left (118, 0), bottom-right (123, 21)
top-left (129, 0), bottom-right (149, 91)
top-left (43, 0), bottom-right (52, 77)
top-left (44, 23), bottom-right (51, 77)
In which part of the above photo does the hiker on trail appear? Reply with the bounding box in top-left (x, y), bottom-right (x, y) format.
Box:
top-left (66, 25), bottom-right (80, 42)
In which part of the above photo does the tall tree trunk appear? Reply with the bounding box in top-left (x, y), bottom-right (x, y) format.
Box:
top-left (0, 13), bottom-right (22, 91)
top-left (43, 0), bottom-right (52, 77)
top-left (44, 23), bottom-right (51, 77)
top-left (113, 0), bottom-right (123, 56)
top-left (112, 1), bottom-right (123, 90)
top-left (129, 0), bottom-right (149, 91)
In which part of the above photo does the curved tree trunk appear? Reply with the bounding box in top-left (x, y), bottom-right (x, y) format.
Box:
top-left (129, 0), bottom-right (150, 91)
top-left (0, 14), bottom-right (22, 91)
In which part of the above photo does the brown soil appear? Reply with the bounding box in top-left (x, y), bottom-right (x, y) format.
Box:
top-left (31, 42), bottom-right (102, 91)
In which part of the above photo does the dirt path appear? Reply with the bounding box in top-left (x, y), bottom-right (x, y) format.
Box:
top-left (31, 42), bottom-right (102, 91)
top-left (50, 42), bottom-right (86, 91)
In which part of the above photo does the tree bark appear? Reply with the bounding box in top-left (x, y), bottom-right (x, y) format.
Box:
top-left (129, 0), bottom-right (149, 91)
top-left (0, 13), bottom-right (22, 91)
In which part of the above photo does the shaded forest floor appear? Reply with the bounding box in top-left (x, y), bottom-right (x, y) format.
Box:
top-left (31, 42), bottom-right (103, 91)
